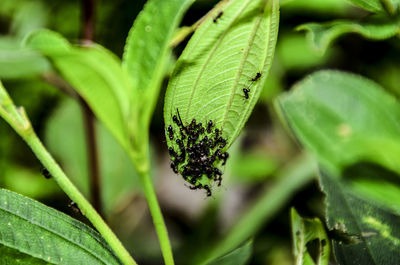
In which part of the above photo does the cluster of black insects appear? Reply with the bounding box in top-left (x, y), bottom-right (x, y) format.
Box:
top-left (167, 109), bottom-right (229, 197)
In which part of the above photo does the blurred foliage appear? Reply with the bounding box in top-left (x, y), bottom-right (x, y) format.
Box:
top-left (1, 0), bottom-right (400, 264)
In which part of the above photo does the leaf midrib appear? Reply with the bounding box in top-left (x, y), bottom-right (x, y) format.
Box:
top-left (183, 0), bottom-right (252, 121)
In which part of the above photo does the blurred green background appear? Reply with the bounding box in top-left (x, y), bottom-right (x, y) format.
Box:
top-left (1, 0), bottom-right (399, 264)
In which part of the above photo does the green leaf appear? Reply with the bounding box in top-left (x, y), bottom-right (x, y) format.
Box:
top-left (164, 0), bottom-right (280, 148)
top-left (344, 0), bottom-right (398, 14)
top-left (0, 189), bottom-right (122, 264)
top-left (0, 37), bottom-right (50, 79)
top-left (122, 0), bottom-right (195, 133)
top-left (0, 245), bottom-right (50, 265)
top-left (206, 240), bottom-right (253, 265)
top-left (291, 208), bottom-right (330, 265)
top-left (25, 29), bottom-right (131, 149)
top-left (297, 16), bottom-right (400, 54)
top-left (276, 70), bottom-right (400, 176)
top-left (320, 171), bottom-right (400, 265)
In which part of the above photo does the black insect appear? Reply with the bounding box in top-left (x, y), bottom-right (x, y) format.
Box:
top-left (41, 168), bottom-right (52, 179)
top-left (213, 11), bottom-right (223, 23)
top-left (167, 125), bottom-right (174, 140)
top-left (68, 201), bottom-right (82, 214)
top-left (204, 185), bottom-right (212, 197)
top-left (250, 72), bottom-right (262, 82)
top-left (171, 162), bottom-right (178, 174)
top-left (172, 115), bottom-right (181, 126)
top-left (220, 152), bottom-right (229, 165)
top-left (243, 88), bottom-right (250, 99)
top-left (207, 120), bottom-right (214, 133)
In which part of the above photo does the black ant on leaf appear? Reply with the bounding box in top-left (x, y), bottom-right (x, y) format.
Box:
top-left (213, 11), bottom-right (223, 23)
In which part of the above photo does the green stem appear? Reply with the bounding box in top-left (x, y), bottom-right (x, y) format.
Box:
top-left (20, 126), bottom-right (137, 265)
top-left (128, 146), bottom-right (175, 265)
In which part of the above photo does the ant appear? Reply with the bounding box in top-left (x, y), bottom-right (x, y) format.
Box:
top-left (170, 162), bottom-right (178, 174)
top-left (213, 11), bottom-right (223, 23)
top-left (41, 168), bottom-right (52, 179)
top-left (167, 125), bottom-right (174, 140)
top-left (243, 88), bottom-right (250, 99)
top-left (250, 72), bottom-right (262, 82)
top-left (207, 120), bottom-right (214, 133)
top-left (204, 185), bottom-right (212, 197)
top-left (68, 201), bottom-right (82, 214)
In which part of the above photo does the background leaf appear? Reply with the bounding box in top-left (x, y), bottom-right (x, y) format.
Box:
top-left (25, 29), bottom-right (131, 149)
top-left (206, 240), bottom-right (253, 265)
top-left (276, 70), bottom-right (400, 176)
top-left (164, 0), bottom-right (280, 149)
top-left (122, 0), bottom-right (195, 133)
top-left (291, 208), bottom-right (330, 265)
top-left (320, 171), bottom-right (400, 265)
top-left (0, 189), bottom-right (122, 265)
top-left (297, 15), bottom-right (400, 54)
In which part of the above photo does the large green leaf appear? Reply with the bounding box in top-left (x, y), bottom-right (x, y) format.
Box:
top-left (0, 189), bottom-right (122, 264)
top-left (206, 240), bottom-right (253, 265)
top-left (164, 0), bottom-right (280, 148)
top-left (25, 29), bottom-right (131, 149)
top-left (291, 208), bottom-right (330, 265)
top-left (276, 70), bottom-right (400, 176)
top-left (320, 171), bottom-right (400, 265)
top-left (122, 0), bottom-right (195, 133)
top-left (297, 15), bottom-right (400, 54)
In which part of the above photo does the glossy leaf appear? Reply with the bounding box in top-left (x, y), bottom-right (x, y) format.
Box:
top-left (320, 171), bottom-right (400, 265)
top-left (164, 0), bottom-right (280, 149)
top-left (206, 240), bottom-right (253, 265)
top-left (0, 189), bottom-right (122, 265)
top-left (122, 0), bottom-right (195, 133)
top-left (297, 16), bottom-right (400, 54)
top-left (291, 208), bottom-right (330, 265)
top-left (25, 29), bottom-right (131, 149)
top-left (276, 70), bottom-right (400, 176)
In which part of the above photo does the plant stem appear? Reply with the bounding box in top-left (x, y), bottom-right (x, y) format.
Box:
top-left (128, 144), bottom-right (175, 265)
top-left (23, 128), bottom-right (137, 265)
top-left (79, 0), bottom-right (103, 216)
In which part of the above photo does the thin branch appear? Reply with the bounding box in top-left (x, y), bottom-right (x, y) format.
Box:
top-left (80, 0), bottom-right (103, 216)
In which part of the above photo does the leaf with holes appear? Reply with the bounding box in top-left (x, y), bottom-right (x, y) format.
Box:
top-left (320, 171), bottom-right (400, 265)
top-left (0, 189), bottom-right (122, 265)
top-left (163, 0), bottom-right (279, 188)
top-left (291, 208), bottom-right (330, 265)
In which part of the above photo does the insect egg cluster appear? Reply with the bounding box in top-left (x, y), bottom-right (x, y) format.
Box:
top-left (166, 109), bottom-right (229, 197)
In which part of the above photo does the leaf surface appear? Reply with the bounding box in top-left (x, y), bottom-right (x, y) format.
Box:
top-left (164, 0), bottom-right (280, 149)
top-left (206, 240), bottom-right (253, 265)
top-left (320, 172), bottom-right (400, 265)
top-left (276, 70), bottom-right (400, 176)
top-left (0, 189), bottom-right (122, 265)
top-left (25, 29), bottom-right (131, 149)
